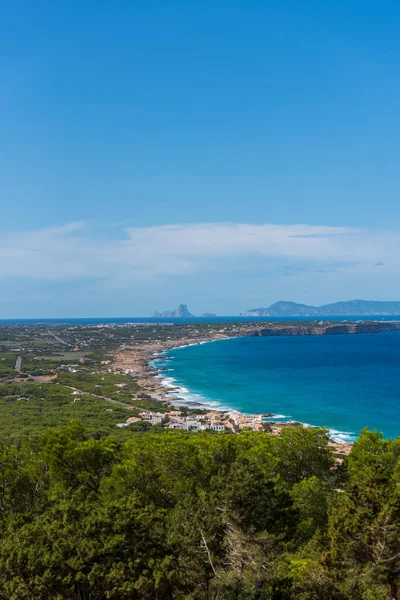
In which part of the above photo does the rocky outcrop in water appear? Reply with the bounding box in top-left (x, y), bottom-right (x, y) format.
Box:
top-left (153, 304), bottom-right (194, 318)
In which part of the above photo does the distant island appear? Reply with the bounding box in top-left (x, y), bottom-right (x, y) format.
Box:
top-left (153, 304), bottom-right (194, 318)
top-left (153, 304), bottom-right (210, 318)
top-left (241, 300), bottom-right (400, 317)
top-left (153, 300), bottom-right (400, 319)
top-left (153, 305), bottom-right (217, 318)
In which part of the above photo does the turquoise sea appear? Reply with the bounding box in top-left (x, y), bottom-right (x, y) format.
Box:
top-left (153, 332), bottom-right (400, 442)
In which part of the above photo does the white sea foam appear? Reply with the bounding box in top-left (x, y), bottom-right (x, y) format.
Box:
top-left (155, 371), bottom-right (232, 410)
top-left (329, 429), bottom-right (356, 443)
top-left (275, 423), bottom-right (355, 443)
top-left (263, 414), bottom-right (291, 420)
top-left (160, 376), bottom-right (177, 388)
top-left (168, 337), bottom-right (230, 353)
top-left (173, 342), bottom-right (200, 350)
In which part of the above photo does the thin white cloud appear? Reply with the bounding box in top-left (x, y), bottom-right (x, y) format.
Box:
top-left (0, 222), bottom-right (398, 281)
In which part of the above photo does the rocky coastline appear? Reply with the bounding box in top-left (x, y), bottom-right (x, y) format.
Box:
top-left (112, 320), bottom-right (400, 390)
top-left (111, 320), bottom-right (400, 455)
top-left (241, 321), bottom-right (400, 337)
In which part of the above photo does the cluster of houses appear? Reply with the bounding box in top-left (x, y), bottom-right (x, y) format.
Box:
top-left (117, 409), bottom-right (269, 433)
top-left (228, 412), bottom-right (265, 432)
top-left (167, 411), bottom-right (226, 432)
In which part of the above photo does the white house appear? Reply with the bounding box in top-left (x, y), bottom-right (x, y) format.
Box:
top-left (208, 423), bottom-right (225, 432)
top-left (168, 421), bottom-right (187, 430)
top-left (147, 416), bottom-right (163, 425)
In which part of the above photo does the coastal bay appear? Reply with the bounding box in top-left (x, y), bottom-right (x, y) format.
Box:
top-left (111, 319), bottom-right (400, 401)
top-left (111, 320), bottom-right (400, 452)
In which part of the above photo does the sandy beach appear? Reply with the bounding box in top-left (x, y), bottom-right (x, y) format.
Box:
top-left (112, 330), bottom-right (230, 399)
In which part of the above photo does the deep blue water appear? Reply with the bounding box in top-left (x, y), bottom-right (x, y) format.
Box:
top-left (153, 332), bottom-right (400, 442)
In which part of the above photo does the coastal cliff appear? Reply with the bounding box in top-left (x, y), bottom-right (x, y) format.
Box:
top-left (239, 321), bottom-right (400, 337)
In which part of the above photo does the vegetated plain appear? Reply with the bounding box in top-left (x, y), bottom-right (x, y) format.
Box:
top-left (0, 322), bottom-right (398, 599)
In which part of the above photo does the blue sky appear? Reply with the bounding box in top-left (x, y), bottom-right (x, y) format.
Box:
top-left (1, 1), bottom-right (400, 316)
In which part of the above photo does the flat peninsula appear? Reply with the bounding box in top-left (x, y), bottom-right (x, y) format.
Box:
top-left (238, 320), bottom-right (400, 337)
